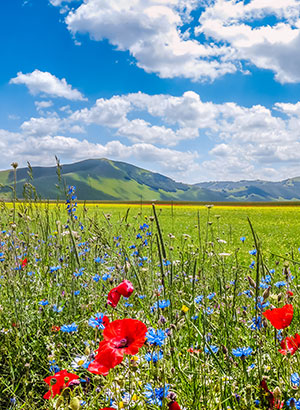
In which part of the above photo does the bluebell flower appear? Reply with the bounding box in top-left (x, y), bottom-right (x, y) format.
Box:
top-left (232, 347), bottom-right (253, 358)
top-left (144, 383), bottom-right (169, 407)
top-left (146, 328), bottom-right (167, 347)
top-left (60, 323), bottom-right (78, 333)
top-left (88, 313), bottom-right (107, 329)
top-left (145, 350), bottom-right (163, 363)
top-left (291, 373), bottom-right (300, 387)
top-left (204, 345), bottom-right (219, 354)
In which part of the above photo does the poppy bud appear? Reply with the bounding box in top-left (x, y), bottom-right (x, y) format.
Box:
top-left (263, 286), bottom-right (270, 301)
top-left (247, 276), bottom-right (256, 288)
top-left (69, 397), bottom-right (80, 410)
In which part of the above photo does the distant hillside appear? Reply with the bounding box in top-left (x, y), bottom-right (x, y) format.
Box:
top-left (195, 178), bottom-right (300, 201)
top-left (0, 158), bottom-right (225, 201)
top-left (0, 159), bottom-right (299, 202)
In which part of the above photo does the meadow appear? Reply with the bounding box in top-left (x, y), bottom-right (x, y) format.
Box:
top-left (1, 193), bottom-right (300, 409)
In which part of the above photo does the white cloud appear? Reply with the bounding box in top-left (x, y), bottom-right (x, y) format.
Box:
top-left (64, 0), bottom-right (236, 82)
top-left (10, 70), bottom-right (87, 101)
top-left (197, 0), bottom-right (300, 83)
top-left (3, 90), bottom-right (300, 182)
top-left (35, 100), bottom-right (53, 111)
top-left (45, 0), bottom-right (300, 83)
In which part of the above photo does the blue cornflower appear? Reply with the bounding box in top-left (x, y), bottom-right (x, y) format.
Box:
top-left (260, 282), bottom-right (269, 289)
top-left (124, 302), bottom-right (133, 307)
top-left (50, 265), bottom-right (61, 273)
top-left (250, 316), bottom-right (263, 330)
top-left (204, 307), bottom-right (214, 315)
top-left (139, 295), bottom-right (146, 299)
top-left (146, 328), bottom-right (167, 347)
top-left (144, 383), bottom-right (169, 407)
top-left (249, 261), bottom-right (255, 269)
top-left (102, 273), bottom-right (110, 281)
top-left (60, 323), bottom-right (78, 333)
top-left (240, 237), bottom-right (246, 243)
top-left (207, 292), bottom-right (216, 300)
top-left (232, 347), bottom-right (253, 358)
top-left (269, 269), bottom-right (275, 274)
top-left (140, 223), bottom-right (149, 231)
top-left (49, 360), bottom-right (60, 373)
top-left (151, 299), bottom-right (170, 312)
top-left (92, 274), bottom-right (100, 282)
top-left (88, 313), bottom-right (107, 329)
top-left (145, 350), bottom-right (163, 363)
top-left (38, 299), bottom-right (49, 306)
top-left (247, 363), bottom-right (255, 371)
top-left (291, 373), bottom-right (300, 387)
top-left (249, 249), bottom-right (257, 256)
top-left (274, 281), bottom-right (286, 288)
top-left (74, 290), bottom-right (80, 296)
top-left (94, 257), bottom-right (105, 263)
top-left (53, 304), bottom-right (64, 313)
top-left (204, 345), bottom-right (219, 354)
top-left (286, 398), bottom-right (300, 409)
top-left (163, 260), bottom-right (171, 266)
top-left (194, 295), bottom-right (204, 304)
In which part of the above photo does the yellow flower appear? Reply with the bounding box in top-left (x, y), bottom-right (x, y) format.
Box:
top-left (181, 305), bottom-right (189, 313)
top-left (132, 394), bottom-right (138, 401)
top-left (119, 401), bottom-right (124, 409)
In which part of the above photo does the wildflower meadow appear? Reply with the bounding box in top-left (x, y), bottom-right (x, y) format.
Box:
top-left (1, 191), bottom-right (300, 409)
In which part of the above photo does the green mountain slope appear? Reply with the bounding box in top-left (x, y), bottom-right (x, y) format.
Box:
top-left (0, 158), bottom-right (226, 201)
top-left (1, 159), bottom-right (300, 201)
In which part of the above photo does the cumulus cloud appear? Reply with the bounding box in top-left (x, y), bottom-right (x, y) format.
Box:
top-left (47, 0), bottom-right (300, 83)
top-left (4, 90), bottom-right (300, 181)
top-left (197, 0), bottom-right (300, 83)
top-left (63, 0), bottom-right (236, 82)
top-left (10, 70), bottom-right (87, 101)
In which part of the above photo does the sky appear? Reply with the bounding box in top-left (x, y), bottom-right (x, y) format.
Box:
top-left (1, 0), bottom-right (300, 183)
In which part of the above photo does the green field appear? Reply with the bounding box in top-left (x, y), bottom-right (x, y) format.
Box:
top-left (1, 200), bottom-right (300, 409)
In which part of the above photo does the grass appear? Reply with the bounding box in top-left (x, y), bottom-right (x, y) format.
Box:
top-left (1, 197), bottom-right (300, 409)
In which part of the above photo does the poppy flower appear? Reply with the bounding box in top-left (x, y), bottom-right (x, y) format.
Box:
top-left (168, 401), bottom-right (181, 410)
top-left (262, 304), bottom-right (293, 330)
top-left (21, 258), bottom-right (27, 268)
top-left (88, 318), bottom-right (147, 375)
top-left (99, 408), bottom-right (115, 410)
top-left (107, 280), bottom-right (134, 308)
top-left (43, 369), bottom-right (79, 399)
top-left (279, 333), bottom-right (300, 355)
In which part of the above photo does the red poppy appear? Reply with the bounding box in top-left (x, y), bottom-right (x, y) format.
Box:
top-left (21, 258), bottom-right (27, 268)
top-left (99, 408), bottom-right (115, 410)
top-left (279, 333), bottom-right (300, 355)
top-left (107, 280), bottom-right (134, 308)
top-left (287, 290), bottom-right (294, 297)
top-left (51, 325), bottom-right (61, 332)
top-left (168, 401), bottom-right (181, 410)
top-left (88, 318), bottom-right (147, 375)
top-left (262, 304), bottom-right (293, 330)
top-left (43, 369), bottom-right (79, 399)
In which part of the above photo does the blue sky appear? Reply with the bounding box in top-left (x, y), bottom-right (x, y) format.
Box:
top-left (1, 0), bottom-right (300, 182)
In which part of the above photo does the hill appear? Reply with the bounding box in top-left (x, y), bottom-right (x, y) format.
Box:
top-left (1, 159), bottom-right (299, 201)
top-left (0, 158), bottom-right (225, 201)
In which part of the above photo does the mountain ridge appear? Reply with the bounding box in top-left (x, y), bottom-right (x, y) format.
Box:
top-left (0, 158), bottom-right (299, 202)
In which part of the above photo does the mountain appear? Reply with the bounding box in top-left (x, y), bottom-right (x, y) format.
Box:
top-left (195, 178), bottom-right (300, 201)
top-left (0, 159), bottom-right (299, 202)
top-left (0, 158), bottom-right (225, 201)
